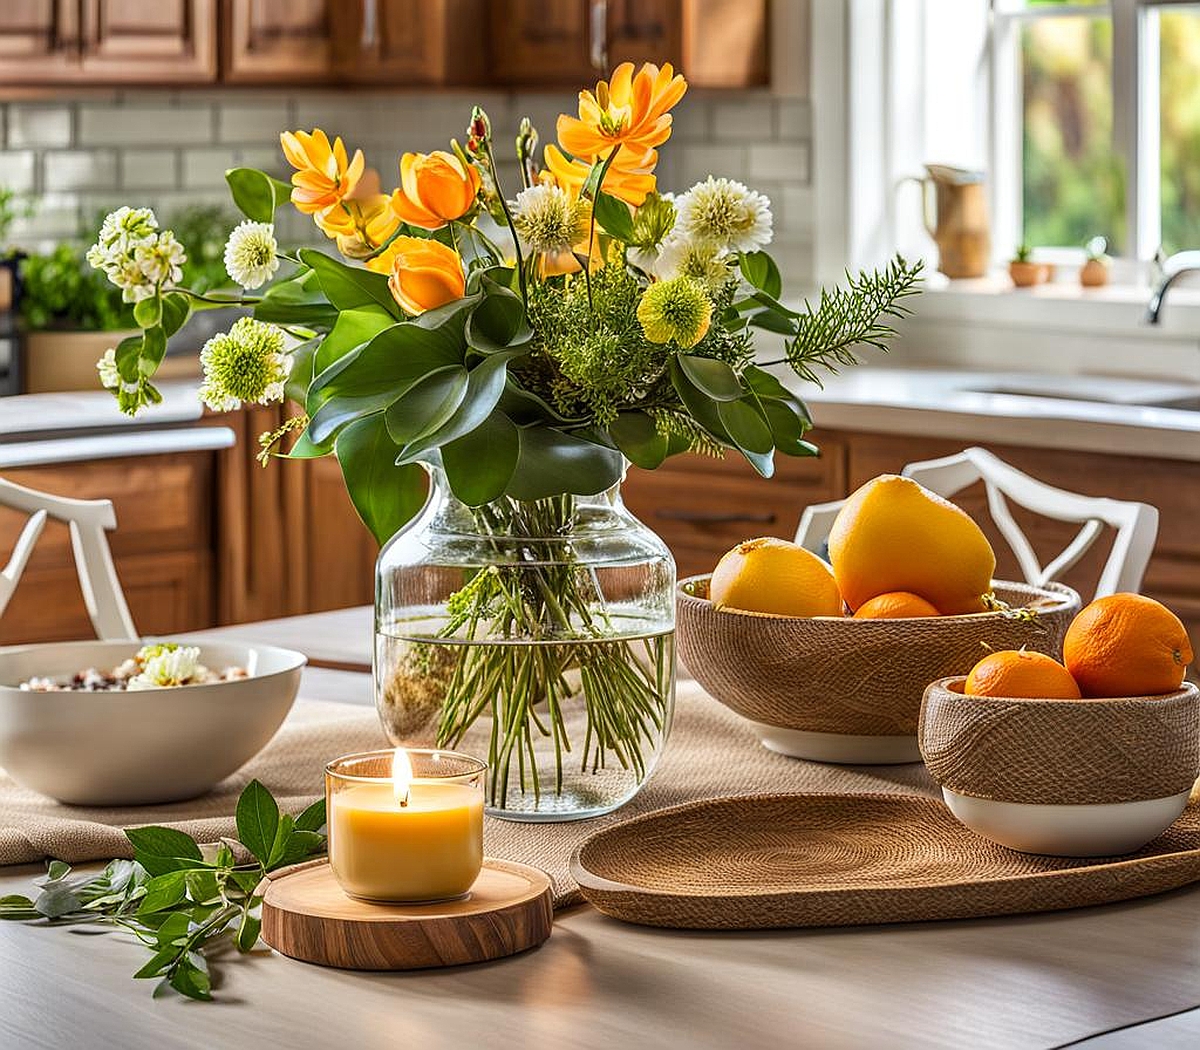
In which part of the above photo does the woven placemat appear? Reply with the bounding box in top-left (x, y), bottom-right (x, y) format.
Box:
top-left (0, 681), bottom-right (937, 907)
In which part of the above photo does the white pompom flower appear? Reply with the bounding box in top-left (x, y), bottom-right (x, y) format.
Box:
top-left (87, 207), bottom-right (187, 302)
top-left (674, 176), bottom-right (773, 253)
top-left (223, 220), bottom-right (280, 290)
top-left (198, 317), bottom-right (293, 413)
top-left (654, 237), bottom-right (734, 293)
top-left (511, 183), bottom-right (589, 254)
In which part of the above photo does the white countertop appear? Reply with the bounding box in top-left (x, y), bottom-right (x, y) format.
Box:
top-left (0, 381), bottom-right (204, 440)
top-left (779, 366), bottom-right (1200, 462)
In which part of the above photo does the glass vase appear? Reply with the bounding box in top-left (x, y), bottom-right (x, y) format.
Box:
top-left (374, 466), bottom-right (676, 822)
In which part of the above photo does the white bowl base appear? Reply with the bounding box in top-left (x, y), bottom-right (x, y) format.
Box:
top-left (942, 788), bottom-right (1191, 857)
top-left (755, 724), bottom-right (922, 765)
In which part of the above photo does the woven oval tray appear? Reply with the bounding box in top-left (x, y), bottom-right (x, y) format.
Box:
top-left (570, 793), bottom-right (1200, 929)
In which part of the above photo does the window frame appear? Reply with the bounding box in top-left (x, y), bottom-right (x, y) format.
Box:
top-left (991, 0), bottom-right (1199, 264)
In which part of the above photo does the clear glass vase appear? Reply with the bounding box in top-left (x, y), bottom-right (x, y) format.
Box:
top-left (374, 466), bottom-right (676, 822)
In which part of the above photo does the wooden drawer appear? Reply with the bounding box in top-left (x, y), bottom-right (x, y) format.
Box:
top-left (622, 436), bottom-right (848, 579)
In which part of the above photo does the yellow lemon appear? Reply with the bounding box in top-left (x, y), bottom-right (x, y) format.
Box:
top-left (828, 475), bottom-right (996, 615)
top-left (709, 537), bottom-right (843, 617)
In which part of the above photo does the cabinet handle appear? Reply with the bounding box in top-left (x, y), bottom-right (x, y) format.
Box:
top-left (588, 0), bottom-right (609, 72)
top-left (360, 0), bottom-right (379, 50)
top-left (654, 509), bottom-right (777, 525)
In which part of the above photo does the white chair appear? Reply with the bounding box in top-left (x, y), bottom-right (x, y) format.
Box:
top-left (0, 477), bottom-right (137, 639)
top-left (795, 446), bottom-right (1159, 599)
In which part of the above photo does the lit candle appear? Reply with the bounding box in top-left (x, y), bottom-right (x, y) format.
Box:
top-left (326, 748), bottom-right (486, 903)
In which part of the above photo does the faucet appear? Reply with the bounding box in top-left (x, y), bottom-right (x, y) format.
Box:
top-left (1145, 250), bottom-right (1200, 323)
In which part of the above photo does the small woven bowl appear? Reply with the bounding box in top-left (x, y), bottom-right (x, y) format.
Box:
top-left (677, 577), bottom-right (1080, 765)
top-left (920, 676), bottom-right (1200, 856)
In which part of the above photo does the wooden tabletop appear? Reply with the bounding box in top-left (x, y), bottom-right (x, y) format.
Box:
top-left (2, 610), bottom-right (1199, 1049)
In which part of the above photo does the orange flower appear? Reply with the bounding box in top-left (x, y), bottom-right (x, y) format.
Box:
top-left (390, 151), bottom-right (481, 231)
top-left (543, 144), bottom-right (657, 207)
top-left (557, 61), bottom-right (687, 162)
top-left (366, 235), bottom-right (465, 316)
top-left (280, 129), bottom-right (365, 216)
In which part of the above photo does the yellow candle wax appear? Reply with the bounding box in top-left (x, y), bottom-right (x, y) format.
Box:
top-left (329, 780), bottom-right (484, 902)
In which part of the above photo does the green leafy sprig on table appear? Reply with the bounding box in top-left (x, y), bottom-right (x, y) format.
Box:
top-left (0, 780), bottom-right (325, 1002)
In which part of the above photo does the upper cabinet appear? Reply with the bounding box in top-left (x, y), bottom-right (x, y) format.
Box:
top-left (489, 0), bottom-right (766, 88)
top-left (0, 0), bottom-right (216, 85)
top-left (0, 0), bottom-right (767, 89)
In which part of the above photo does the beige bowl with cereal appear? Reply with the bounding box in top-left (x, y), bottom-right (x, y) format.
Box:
top-left (0, 638), bottom-right (305, 805)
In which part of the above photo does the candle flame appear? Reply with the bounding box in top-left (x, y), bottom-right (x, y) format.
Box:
top-left (392, 747), bottom-right (413, 807)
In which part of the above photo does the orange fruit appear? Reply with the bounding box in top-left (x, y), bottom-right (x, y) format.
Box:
top-left (964, 649), bottom-right (1082, 699)
top-left (709, 537), bottom-right (843, 617)
top-left (1063, 593), bottom-right (1194, 697)
top-left (827, 475), bottom-right (996, 615)
top-left (852, 591), bottom-right (941, 619)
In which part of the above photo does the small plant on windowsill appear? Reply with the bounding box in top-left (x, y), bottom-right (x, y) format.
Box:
top-left (1009, 243), bottom-right (1044, 288)
top-left (1080, 236), bottom-right (1110, 288)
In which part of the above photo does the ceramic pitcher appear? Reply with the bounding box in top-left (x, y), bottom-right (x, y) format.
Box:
top-left (914, 164), bottom-right (990, 279)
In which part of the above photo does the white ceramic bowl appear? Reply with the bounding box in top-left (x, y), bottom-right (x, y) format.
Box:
top-left (0, 638), bottom-right (305, 805)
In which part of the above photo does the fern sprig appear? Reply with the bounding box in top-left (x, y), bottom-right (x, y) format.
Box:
top-left (763, 255), bottom-right (924, 385)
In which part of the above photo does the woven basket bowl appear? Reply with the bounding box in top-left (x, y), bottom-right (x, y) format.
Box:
top-left (676, 578), bottom-right (1080, 765)
top-left (920, 676), bottom-right (1200, 856)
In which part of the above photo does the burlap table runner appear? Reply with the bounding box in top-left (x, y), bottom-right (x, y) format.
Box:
top-left (0, 682), bottom-right (939, 908)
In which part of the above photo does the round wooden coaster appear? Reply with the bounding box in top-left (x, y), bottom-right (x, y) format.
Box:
top-left (261, 858), bottom-right (553, 970)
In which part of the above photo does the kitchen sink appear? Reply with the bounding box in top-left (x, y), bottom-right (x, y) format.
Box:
top-left (965, 384), bottom-right (1200, 411)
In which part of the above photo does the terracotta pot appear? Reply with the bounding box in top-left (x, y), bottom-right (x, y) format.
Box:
top-left (1080, 258), bottom-right (1110, 287)
top-left (1008, 260), bottom-right (1043, 288)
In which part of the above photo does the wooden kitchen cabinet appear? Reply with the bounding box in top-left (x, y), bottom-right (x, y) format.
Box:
top-left (488, 0), bottom-right (766, 87)
top-left (221, 0), bottom-right (334, 84)
top-left (0, 1), bottom-right (83, 83)
top-left (0, 450), bottom-right (220, 645)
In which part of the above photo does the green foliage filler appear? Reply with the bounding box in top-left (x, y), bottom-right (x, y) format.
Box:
top-left (20, 243), bottom-right (134, 331)
top-left (0, 780), bottom-right (326, 1002)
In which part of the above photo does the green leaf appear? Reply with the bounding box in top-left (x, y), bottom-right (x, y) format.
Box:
top-left (284, 337), bottom-right (321, 407)
top-left (266, 814), bottom-right (295, 868)
top-left (255, 268), bottom-right (338, 328)
top-left (763, 398), bottom-right (815, 457)
top-left (294, 798), bottom-right (327, 833)
top-left (169, 957), bottom-right (212, 1001)
top-left (465, 279), bottom-right (530, 352)
top-left (335, 414), bottom-right (429, 544)
top-left (226, 167), bottom-right (287, 223)
top-left (396, 351), bottom-right (517, 465)
top-left (594, 191), bottom-right (635, 241)
top-left (315, 305), bottom-right (396, 372)
top-left (384, 366), bottom-right (469, 447)
top-left (0, 894), bottom-right (41, 920)
top-left (183, 868), bottom-right (222, 905)
top-left (505, 428), bottom-right (624, 501)
top-left (236, 913), bottom-right (261, 953)
top-left (137, 872), bottom-right (188, 915)
top-left (140, 325), bottom-right (167, 371)
top-left (718, 397), bottom-right (773, 455)
top-left (160, 292), bottom-right (192, 339)
top-left (608, 411), bottom-right (668, 470)
top-left (125, 826), bottom-right (203, 877)
top-left (741, 365), bottom-right (795, 402)
top-left (747, 307), bottom-right (799, 335)
top-left (739, 250), bottom-right (783, 300)
top-left (133, 295), bottom-right (161, 328)
top-left (668, 357), bottom-right (731, 446)
top-left (307, 390), bottom-right (400, 448)
top-left (153, 910), bottom-right (192, 948)
top-left (441, 410), bottom-right (520, 505)
top-left (274, 830), bottom-right (326, 868)
top-left (132, 946), bottom-right (179, 979)
top-left (676, 355), bottom-right (742, 401)
top-left (45, 860), bottom-right (71, 882)
top-left (300, 248), bottom-right (402, 317)
top-left (235, 780), bottom-right (279, 866)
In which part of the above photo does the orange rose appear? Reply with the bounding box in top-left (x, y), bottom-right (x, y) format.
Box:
top-left (366, 236), bottom-right (465, 316)
top-left (556, 62), bottom-right (687, 162)
top-left (280, 128), bottom-right (365, 216)
top-left (390, 151), bottom-right (481, 230)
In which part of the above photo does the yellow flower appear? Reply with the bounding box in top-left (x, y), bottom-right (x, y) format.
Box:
top-left (637, 276), bottom-right (712, 348)
top-left (366, 235), bottom-right (465, 316)
top-left (556, 62), bottom-right (687, 162)
top-left (542, 144), bottom-right (657, 207)
top-left (310, 168), bottom-right (401, 258)
top-left (390, 151), bottom-right (481, 230)
top-left (280, 129), bottom-right (365, 216)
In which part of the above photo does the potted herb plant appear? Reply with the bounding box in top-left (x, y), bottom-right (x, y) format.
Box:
top-left (1080, 236), bottom-right (1110, 288)
top-left (90, 62), bottom-right (921, 820)
top-left (1009, 243), bottom-right (1043, 287)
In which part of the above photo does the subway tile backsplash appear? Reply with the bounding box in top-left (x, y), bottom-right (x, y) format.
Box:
top-left (1, 89), bottom-right (812, 285)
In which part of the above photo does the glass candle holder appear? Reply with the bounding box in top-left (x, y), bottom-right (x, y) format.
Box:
top-left (325, 748), bottom-right (486, 904)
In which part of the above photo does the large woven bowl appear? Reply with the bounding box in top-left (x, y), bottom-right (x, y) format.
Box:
top-left (677, 578), bottom-right (1080, 765)
top-left (920, 676), bottom-right (1200, 856)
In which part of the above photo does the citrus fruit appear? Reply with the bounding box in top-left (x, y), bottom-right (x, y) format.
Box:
top-left (1063, 593), bottom-right (1194, 697)
top-left (827, 474), bottom-right (996, 615)
top-left (964, 649), bottom-right (1081, 699)
top-left (852, 591), bottom-right (941, 619)
top-left (709, 537), bottom-right (843, 617)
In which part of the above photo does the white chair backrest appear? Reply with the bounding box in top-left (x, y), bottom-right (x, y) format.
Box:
top-left (0, 477), bottom-right (137, 640)
top-left (794, 446), bottom-right (1159, 600)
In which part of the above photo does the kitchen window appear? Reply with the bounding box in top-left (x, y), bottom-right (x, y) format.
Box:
top-left (994, 0), bottom-right (1200, 262)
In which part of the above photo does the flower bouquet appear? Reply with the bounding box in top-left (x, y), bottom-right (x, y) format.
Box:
top-left (90, 62), bottom-right (920, 819)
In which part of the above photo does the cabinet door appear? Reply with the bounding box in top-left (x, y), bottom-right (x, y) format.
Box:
top-left (682, 0), bottom-right (767, 87)
top-left (80, 0), bottom-right (217, 83)
top-left (489, 0), bottom-right (593, 86)
top-left (331, 0), bottom-right (485, 86)
top-left (222, 0), bottom-right (333, 84)
top-left (607, 0), bottom-right (680, 71)
top-left (0, 0), bottom-right (81, 84)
